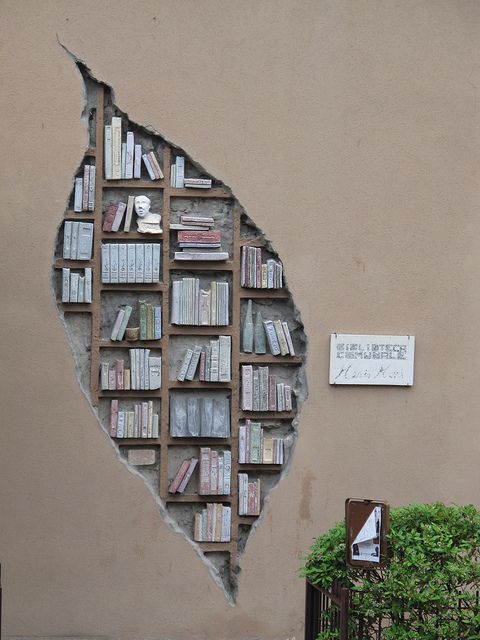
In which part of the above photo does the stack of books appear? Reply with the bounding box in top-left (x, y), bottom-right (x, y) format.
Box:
top-left (168, 457), bottom-right (198, 494)
top-left (104, 118), bottom-right (163, 180)
top-left (62, 268), bottom-right (92, 303)
top-left (177, 337), bottom-right (231, 382)
top-left (101, 243), bottom-right (161, 283)
top-left (110, 301), bottom-right (162, 342)
top-left (173, 221), bottom-right (228, 261)
top-left (110, 399), bottom-right (159, 438)
top-left (241, 246), bottom-right (283, 288)
top-left (238, 420), bottom-right (284, 464)
top-left (169, 156), bottom-right (213, 189)
top-left (199, 448), bottom-right (232, 495)
top-left (193, 503), bottom-right (231, 542)
top-left (238, 474), bottom-right (260, 516)
top-left (241, 365), bottom-right (292, 412)
top-left (73, 164), bottom-right (95, 212)
top-left (100, 350), bottom-right (161, 391)
top-left (63, 222), bottom-right (94, 260)
top-left (171, 278), bottom-right (229, 325)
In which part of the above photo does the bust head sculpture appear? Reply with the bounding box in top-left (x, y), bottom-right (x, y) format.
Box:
top-left (134, 195), bottom-right (162, 234)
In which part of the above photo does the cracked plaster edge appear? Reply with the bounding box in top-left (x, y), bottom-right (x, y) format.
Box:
top-left (50, 42), bottom-right (309, 606)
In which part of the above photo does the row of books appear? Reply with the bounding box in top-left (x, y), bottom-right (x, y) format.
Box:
top-left (177, 337), bottom-right (231, 382)
top-left (241, 365), bottom-right (293, 412)
top-left (104, 119), bottom-right (163, 180)
top-left (168, 457), bottom-right (198, 494)
top-left (63, 222), bottom-right (94, 260)
top-left (238, 421), bottom-right (284, 464)
top-left (169, 156), bottom-right (213, 189)
top-left (169, 396), bottom-right (230, 438)
top-left (61, 268), bottom-right (92, 303)
top-left (241, 246), bottom-right (283, 289)
top-left (238, 474), bottom-right (260, 516)
top-left (199, 448), bottom-right (232, 495)
top-left (101, 243), bottom-right (161, 284)
top-left (73, 164), bottom-right (95, 212)
top-left (262, 318), bottom-right (295, 356)
top-left (100, 350), bottom-right (161, 391)
top-left (110, 399), bottom-right (159, 438)
top-left (110, 301), bottom-right (162, 342)
top-left (171, 278), bottom-right (229, 325)
top-left (193, 503), bottom-right (231, 542)
top-left (103, 197), bottom-right (136, 232)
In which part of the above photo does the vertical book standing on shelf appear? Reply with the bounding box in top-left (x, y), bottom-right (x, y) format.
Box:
top-left (241, 365), bottom-right (292, 412)
top-left (101, 243), bottom-right (161, 283)
top-left (73, 165), bottom-right (96, 212)
top-left (110, 399), bottom-right (159, 439)
top-left (241, 246), bottom-right (283, 289)
top-left (177, 336), bottom-right (231, 382)
top-left (100, 350), bottom-right (161, 391)
top-left (171, 278), bottom-right (229, 325)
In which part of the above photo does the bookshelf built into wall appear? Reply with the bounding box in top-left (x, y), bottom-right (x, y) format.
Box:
top-left (53, 64), bottom-right (306, 601)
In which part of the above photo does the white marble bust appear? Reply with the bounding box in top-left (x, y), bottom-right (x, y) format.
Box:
top-left (135, 195), bottom-right (162, 234)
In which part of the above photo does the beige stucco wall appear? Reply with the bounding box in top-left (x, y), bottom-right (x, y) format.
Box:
top-left (1, 0), bottom-right (480, 637)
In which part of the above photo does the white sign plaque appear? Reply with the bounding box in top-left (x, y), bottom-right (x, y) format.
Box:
top-left (329, 334), bottom-right (415, 386)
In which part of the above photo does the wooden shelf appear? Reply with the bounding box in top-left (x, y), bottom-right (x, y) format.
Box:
top-left (238, 411), bottom-right (295, 420)
top-left (165, 436), bottom-right (231, 446)
top-left (64, 211), bottom-right (95, 219)
top-left (100, 283), bottom-right (164, 291)
top-left (168, 325), bottom-right (233, 336)
top-left (170, 260), bottom-right (233, 271)
top-left (168, 381), bottom-right (232, 390)
top-left (101, 232), bottom-right (164, 241)
top-left (239, 288), bottom-right (289, 299)
top-left (239, 463), bottom-right (283, 472)
top-left (240, 238), bottom-right (267, 247)
top-left (114, 438), bottom-right (161, 445)
top-left (60, 303), bottom-right (92, 313)
top-left (194, 542), bottom-right (232, 552)
top-left (238, 516), bottom-right (258, 525)
top-left (165, 494), bottom-right (231, 503)
top-left (98, 389), bottom-right (161, 398)
top-left (168, 187), bottom-right (231, 199)
top-left (54, 258), bottom-right (92, 269)
top-left (102, 179), bottom-right (166, 189)
top-left (99, 339), bottom-right (163, 348)
top-left (238, 354), bottom-right (302, 365)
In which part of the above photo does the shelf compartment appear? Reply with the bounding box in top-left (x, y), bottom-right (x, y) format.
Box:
top-left (168, 187), bottom-right (231, 198)
top-left (102, 179), bottom-right (166, 189)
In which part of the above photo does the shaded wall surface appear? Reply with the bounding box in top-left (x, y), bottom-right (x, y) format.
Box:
top-left (1, 1), bottom-right (479, 637)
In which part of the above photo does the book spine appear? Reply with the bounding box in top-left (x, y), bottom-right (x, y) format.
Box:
top-left (74, 177), bottom-right (83, 212)
top-left (148, 151), bottom-right (164, 179)
top-left (118, 243), bottom-right (127, 283)
top-left (124, 195), bottom-right (135, 232)
top-left (69, 273), bottom-right (79, 302)
top-left (274, 319), bottom-right (289, 355)
top-left (264, 320), bottom-right (281, 355)
top-left (218, 336), bottom-right (231, 382)
top-left (109, 243), bottom-right (119, 283)
top-left (104, 125), bottom-right (112, 179)
top-left (111, 202), bottom-right (127, 232)
top-left (127, 244), bottom-right (136, 283)
top-left (134, 144), bottom-right (142, 179)
top-left (110, 399), bottom-right (119, 437)
top-left (110, 309), bottom-right (125, 341)
top-left (121, 142), bottom-right (126, 178)
top-left (142, 153), bottom-right (156, 180)
top-left (239, 425), bottom-right (246, 463)
top-left (149, 356), bottom-right (161, 390)
top-left (111, 117), bottom-right (122, 179)
top-left (223, 451), bottom-right (231, 494)
top-left (154, 306), bottom-right (162, 339)
top-left (125, 132), bottom-right (134, 179)
top-left (268, 374), bottom-right (277, 411)
top-left (87, 165), bottom-right (95, 211)
top-left (177, 458), bottom-right (198, 493)
top-left (210, 451), bottom-right (219, 494)
top-left (168, 459), bottom-right (190, 493)
top-left (177, 348), bottom-right (193, 382)
top-left (61, 268), bottom-right (70, 302)
top-left (117, 411), bottom-right (125, 438)
top-left (116, 305), bottom-right (132, 341)
top-left (84, 268), bottom-right (92, 303)
top-left (135, 243), bottom-right (145, 283)
top-left (284, 385), bottom-right (292, 412)
top-left (210, 339), bottom-right (219, 382)
top-left (144, 243), bottom-right (153, 283)
top-left (100, 362), bottom-right (109, 390)
top-left (185, 345), bottom-right (202, 381)
top-left (81, 164), bottom-right (89, 211)
top-left (241, 365), bottom-right (253, 411)
top-left (76, 222), bottom-right (94, 260)
top-left (70, 222), bottom-right (79, 259)
top-left (199, 448), bottom-right (211, 495)
top-left (175, 156), bottom-right (185, 188)
top-left (220, 506), bottom-right (231, 542)
top-left (152, 243), bottom-right (160, 282)
top-left (63, 222), bottom-right (72, 259)
top-left (147, 400), bottom-right (153, 438)
top-left (102, 203), bottom-right (117, 232)
top-left (101, 244), bottom-right (110, 283)
top-left (282, 321), bottom-right (295, 355)
top-left (115, 359), bottom-right (124, 390)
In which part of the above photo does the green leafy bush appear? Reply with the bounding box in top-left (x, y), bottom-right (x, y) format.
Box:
top-left (301, 503), bottom-right (480, 639)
